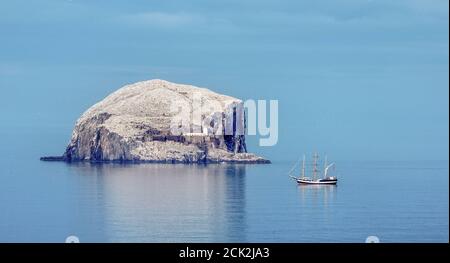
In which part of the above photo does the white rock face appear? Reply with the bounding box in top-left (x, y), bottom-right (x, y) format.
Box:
top-left (57, 79), bottom-right (269, 163)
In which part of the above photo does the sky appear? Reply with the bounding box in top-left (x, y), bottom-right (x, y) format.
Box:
top-left (0, 0), bottom-right (448, 162)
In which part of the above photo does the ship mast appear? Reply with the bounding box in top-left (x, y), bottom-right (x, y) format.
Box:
top-left (313, 152), bottom-right (319, 180)
top-left (324, 154), bottom-right (327, 179)
top-left (301, 154), bottom-right (306, 178)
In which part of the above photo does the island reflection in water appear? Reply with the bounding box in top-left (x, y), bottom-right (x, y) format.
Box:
top-left (66, 163), bottom-right (247, 242)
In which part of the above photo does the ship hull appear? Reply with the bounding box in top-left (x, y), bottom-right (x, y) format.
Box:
top-left (297, 179), bottom-right (337, 185)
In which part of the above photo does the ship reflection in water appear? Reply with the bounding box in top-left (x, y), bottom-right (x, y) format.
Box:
top-left (297, 184), bottom-right (337, 207)
top-left (67, 163), bottom-right (247, 242)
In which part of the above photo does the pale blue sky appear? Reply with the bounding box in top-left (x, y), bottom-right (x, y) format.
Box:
top-left (0, 0), bottom-right (448, 161)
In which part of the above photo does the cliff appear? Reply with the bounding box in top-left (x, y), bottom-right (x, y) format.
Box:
top-left (41, 79), bottom-right (269, 164)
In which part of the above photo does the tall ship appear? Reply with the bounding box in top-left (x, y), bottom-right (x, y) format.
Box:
top-left (289, 153), bottom-right (338, 185)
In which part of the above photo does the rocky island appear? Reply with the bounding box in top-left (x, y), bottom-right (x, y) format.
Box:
top-left (41, 79), bottom-right (269, 164)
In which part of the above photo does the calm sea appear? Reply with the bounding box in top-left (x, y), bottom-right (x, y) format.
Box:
top-left (0, 131), bottom-right (448, 243)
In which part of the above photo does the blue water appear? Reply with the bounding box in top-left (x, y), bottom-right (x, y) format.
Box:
top-left (0, 131), bottom-right (448, 243)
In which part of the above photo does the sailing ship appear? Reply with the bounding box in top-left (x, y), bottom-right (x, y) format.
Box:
top-left (289, 153), bottom-right (338, 185)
